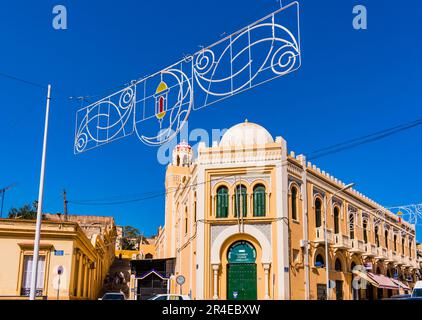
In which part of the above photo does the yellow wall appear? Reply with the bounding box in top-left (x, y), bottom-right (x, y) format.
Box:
top-left (0, 218), bottom-right (115, 300)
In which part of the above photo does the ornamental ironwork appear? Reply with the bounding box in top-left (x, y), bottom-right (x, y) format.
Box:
top-left (74, 2), bottom-right (301, 153)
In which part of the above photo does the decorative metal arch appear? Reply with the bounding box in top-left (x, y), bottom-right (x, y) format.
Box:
top-left (74, 2), bottom-right (301, 153)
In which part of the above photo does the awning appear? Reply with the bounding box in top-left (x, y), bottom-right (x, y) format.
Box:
top-left (353, 270), bottom-right (399, 290)
top-left (391, 279), bottom-right (411, 291)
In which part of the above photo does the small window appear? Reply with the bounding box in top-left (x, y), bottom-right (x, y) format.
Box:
top-left (234, 185), bottom-right (247, 217)
top-left (349, 214), bottom-right (355, 240)
top-left (315, 199), bottom-right (322, 228)
top-left (216, 186), bottom-right (229, 218)
top-left (409, 240), bottom-right (412, 258)
top-left (363, 220), bottom-right (368, 243)
top-left (21, 255), bottom-right (45, 296)
top-left (393, 234), bottom-right (397, 252)
top-left (402, 237), bottom-right (405, 255)
top-left (375, 226), bottom-right (380, 247)
top-left (315, 254), bottom-right (324, 268)
top-left (291, 186), bottom-right (298, 220)
top-left (334, 207), bottom-right (340, 234)
top-left (335, 258), bottom-right (342, 272)
top-left (317, 284), bottom-right (327, 300)
top-left (253, 184), bottom-right (266, 217)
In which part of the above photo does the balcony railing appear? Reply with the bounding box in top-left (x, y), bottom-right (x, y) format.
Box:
top-left (375, 247), bottom-right (388, 260)
top-left (315, 227), bottom-right (333, 244)
top-left (333, 233), bottom-right (351, 249)
top-left (20, 288), bottom-right (43, 297)
top-left (349, 239), bottom-right (364, 253)
top-left (386, 250), bottom-right (396, 263)
top-left (363, 243), bottom-right (376, 257)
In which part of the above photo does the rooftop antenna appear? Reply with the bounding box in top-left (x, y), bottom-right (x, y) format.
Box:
top-left (0, 183), bottom-right (17, 218)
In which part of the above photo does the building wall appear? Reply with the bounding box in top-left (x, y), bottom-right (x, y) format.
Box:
top-left (155, 123), bottom-right (419, 300)
top-left (0, 218), bottom-right (116, 300)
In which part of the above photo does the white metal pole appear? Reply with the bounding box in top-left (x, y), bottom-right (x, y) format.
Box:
top-left (29, 84), bottom-right (51, 300)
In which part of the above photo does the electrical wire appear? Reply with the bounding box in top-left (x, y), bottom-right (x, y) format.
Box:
top-left (308, 118), bottom-right (422, 160)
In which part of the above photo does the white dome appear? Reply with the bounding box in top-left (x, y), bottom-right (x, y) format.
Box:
top-left (220, 120), bottom-right (274, 147)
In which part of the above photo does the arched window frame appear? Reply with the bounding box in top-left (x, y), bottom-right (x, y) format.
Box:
top-left (289, 182), bottom-right (300, 221)
top-left (333, 206), bottom-right (340, 234)
top-left (393, 233), bottom-right (397, 252)
top-left (362, 218), bottom-right (369, 244)
top-left (375, 225), bottom-right (380, 247)
top-left (215, 185), bottom-right (229, 218)
top-left (314, 197), bottom-right (323, 228)
top-left (234, 184), bottom-right (248, 217)
top-left (349, 212), bottom-right (356, 240)
top-left (314, 253), bottom-right (325, 268)
top-left (334, 258), bottom-right (343, 272)
top-left (253, 184), bottom-right (266, 217)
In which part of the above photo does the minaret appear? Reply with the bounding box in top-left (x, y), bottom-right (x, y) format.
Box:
top-left (172, 140), bottom-right (193, 167)
top-left (163, 140), bottom-right (193, 257)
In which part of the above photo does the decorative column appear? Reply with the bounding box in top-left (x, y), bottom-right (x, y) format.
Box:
top-left (212, 264), bottom-right (220, 300)
top-left (77, 253), bottom-right (83, 298)
top-left (265, 192), bottom-right (270, 215)
top-left (83, 259), bottom-right (88, 298)
top-left (263, 263), bottom-right (270, 300)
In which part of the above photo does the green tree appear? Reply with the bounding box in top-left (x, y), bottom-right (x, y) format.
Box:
top-left (122, 225), bottom-right (140, 238)
top-left (121, 225), bottom-right (146, 250)
top-left (8, 203), bottom-right (37, 220)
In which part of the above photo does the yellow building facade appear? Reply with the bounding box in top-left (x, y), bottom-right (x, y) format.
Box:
top-left (0, 215), bottom-right (116, 300)
top-left (155, 121), bottom-right (420, 300)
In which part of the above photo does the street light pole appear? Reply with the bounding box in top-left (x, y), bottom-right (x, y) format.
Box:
top-left (324, 182), bottom-right (354, 300)
top-left (29, 84), bottom-right (52, 300)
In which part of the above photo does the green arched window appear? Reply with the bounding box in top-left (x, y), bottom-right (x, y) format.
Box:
top-left (216, 186), bottom-right (229, 218)
top-left (253, 184), bottom-right (266, 217)
top-left (234, 185), bottom-right (247, 217)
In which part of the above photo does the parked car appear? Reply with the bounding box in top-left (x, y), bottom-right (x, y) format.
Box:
top-left (411, 281), bottom-right (422, 298)
top-left (98, 292), bottom-right (126, 300)
top-left (148, 294), bottom-right (191, 300)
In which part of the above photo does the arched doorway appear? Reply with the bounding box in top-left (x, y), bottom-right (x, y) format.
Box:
top-left (227, 241), bottom-right (257, 300)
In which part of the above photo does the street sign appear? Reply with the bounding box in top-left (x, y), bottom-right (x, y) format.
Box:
top-left (54, 250), bottom-right (64, 256)
top-left (176, 275), bottom-right (185, 286)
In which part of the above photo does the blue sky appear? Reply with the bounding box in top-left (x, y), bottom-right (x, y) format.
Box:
top-left (0, 0), bottom-right (421, 239)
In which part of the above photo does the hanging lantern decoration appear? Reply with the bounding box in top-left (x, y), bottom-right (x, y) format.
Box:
top-left (154, 80), bottom-right (170, 125)
top-left (397, 211), bottom-right (403, 224)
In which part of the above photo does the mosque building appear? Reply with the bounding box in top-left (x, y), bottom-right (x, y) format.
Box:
top-left (153, 120), bottom-right (420, 300)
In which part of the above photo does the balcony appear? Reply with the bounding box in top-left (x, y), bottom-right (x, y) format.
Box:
top-left (375, 247), bottom-right (388, 260)
top-left (395, 254), bottom-right (405, 266)
top-left (314, 227), bottom-right (333, 244)
top-left (386, 250), bottom-right (396, 263)
top-left (333, 233), bottom-right (351, 250)
top-left (349, 239), bottom-right (364, 254)
top-left (363, 243), bottom-right (376, 257)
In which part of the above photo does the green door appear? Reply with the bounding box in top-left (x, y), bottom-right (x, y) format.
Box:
top-left (227, 263), bottom-right (257, 300)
